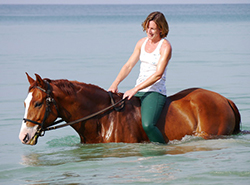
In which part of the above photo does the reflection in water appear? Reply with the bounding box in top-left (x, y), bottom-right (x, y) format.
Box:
top-left (20, 135), bottom-right (224, 167)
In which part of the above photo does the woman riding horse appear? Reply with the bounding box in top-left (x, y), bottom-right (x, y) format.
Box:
top-left (109, 12), bottom-right (171, 144)
top-left (19, 73), bottom-right (241, 145)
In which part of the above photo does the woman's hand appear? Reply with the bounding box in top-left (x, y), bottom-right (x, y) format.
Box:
top-left (123, 87), bottom-right (138, 100)
top-left (108, 84), bottom-right (118, 93)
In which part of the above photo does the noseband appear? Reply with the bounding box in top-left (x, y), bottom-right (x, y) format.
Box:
top-left (23, 81), bottom-right (127, 138)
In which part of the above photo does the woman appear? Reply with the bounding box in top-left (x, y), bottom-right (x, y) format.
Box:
top-left (108, 12), bottom-right (172, 144)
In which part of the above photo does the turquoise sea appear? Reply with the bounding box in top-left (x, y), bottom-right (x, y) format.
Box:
top-left (0, 4), bottom-right (250, 184)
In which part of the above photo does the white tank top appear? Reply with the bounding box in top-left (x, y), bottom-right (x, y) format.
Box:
top-left (135, 38), bottom-right (167, 95)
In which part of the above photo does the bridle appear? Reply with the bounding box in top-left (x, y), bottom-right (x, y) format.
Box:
top-left (23, 81), bottom-right (127, 138)
top-left (23, 81), bottom-right (61, 137)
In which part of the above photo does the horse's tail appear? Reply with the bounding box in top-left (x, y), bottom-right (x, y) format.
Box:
top-left (227, 99), bottom-right (241, 134)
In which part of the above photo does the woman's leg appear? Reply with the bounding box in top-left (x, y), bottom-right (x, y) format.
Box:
top-left (136, 92), bottom-right (166, 144)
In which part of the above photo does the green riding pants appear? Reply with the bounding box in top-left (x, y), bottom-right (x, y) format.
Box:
top-left (135, 91), bottom-right (166, 144)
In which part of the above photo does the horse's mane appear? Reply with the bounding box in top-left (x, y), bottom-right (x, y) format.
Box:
top-left (44, 78), bottom-right (106, 96)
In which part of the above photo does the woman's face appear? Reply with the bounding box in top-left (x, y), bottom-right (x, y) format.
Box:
top-left (146, 21), bottom-right (161, 40)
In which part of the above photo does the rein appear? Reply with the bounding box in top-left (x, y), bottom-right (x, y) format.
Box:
top-left (45, 93), bottom-right (126, 131)
top-left (23, 82), bottom-right (127, 137)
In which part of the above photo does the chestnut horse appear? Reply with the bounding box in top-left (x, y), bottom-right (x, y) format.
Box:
top-left (19, 73), bottom-right (241, 145)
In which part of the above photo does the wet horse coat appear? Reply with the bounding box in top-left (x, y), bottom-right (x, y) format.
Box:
top-left (19, 74), bottom-right (241, 145)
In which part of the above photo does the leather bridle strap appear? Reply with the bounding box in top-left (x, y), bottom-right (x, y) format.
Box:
top-left (45, 96), bottom-right (127, 131)
top-left (108, 91), bottom-right (125, 111)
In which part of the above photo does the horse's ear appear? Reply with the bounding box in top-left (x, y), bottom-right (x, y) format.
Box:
top-left (35, 73), bottom-right (45, 88)
top-left (26, 72), bottom-right (35, 85)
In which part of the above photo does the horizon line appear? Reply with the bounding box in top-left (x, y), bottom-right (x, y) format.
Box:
top-left (1, 2), bottom-right (249, 5)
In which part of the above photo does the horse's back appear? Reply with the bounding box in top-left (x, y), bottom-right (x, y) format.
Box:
top-left (158, 88), bottom-right (240, 141)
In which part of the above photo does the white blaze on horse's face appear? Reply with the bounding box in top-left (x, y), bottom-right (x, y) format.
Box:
top-left (19, 92), bottom-right (39, 144)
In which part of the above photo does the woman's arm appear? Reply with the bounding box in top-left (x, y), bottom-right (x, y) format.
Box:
top-left (123, 40), bottom-right (172, 99)
top-left (108, 38), bottom-right (145, 93)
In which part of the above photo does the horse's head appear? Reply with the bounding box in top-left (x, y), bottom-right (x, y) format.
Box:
top-left (19, 73), bottom-right (59, 145)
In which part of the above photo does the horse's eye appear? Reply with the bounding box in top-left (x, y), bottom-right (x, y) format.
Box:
top-left (35, 102), bottom-right (43, 108)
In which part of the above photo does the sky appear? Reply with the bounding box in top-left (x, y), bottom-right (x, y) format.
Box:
top-left (1, 0), bottom-right (250, 4)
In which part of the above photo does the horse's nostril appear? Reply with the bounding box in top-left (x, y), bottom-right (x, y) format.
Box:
top-left (23, 134), bottom-right (29, 143)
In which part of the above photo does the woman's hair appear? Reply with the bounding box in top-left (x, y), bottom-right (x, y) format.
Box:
top-left (142, 12), bottom-right (169, 38)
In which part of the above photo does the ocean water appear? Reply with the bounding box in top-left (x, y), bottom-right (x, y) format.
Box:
top-left (0, 4), bottom-right (250, 184)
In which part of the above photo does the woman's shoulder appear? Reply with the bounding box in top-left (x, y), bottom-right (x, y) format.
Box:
top-left (135, 37), bottom-right (147, 50)
top-left (137, 37), bottom-right (147, 46)
top-left (162, 38), bottom-right (171, 47)
top-left (161, 39), bottom-right (172, 51)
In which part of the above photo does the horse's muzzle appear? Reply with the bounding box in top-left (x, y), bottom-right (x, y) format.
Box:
top-left (23, 133), bottom-right (30, 143)
top-left (22, 132), bottom-right (39, 145)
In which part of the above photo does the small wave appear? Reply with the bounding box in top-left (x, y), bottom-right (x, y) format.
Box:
top-left (168, 135), bottom-right (203, 145)
top-left (210, 170), bottom-right (250, 177)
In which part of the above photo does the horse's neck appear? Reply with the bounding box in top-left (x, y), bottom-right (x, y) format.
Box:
top-left (54, 81), bottom-right (110, 121)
